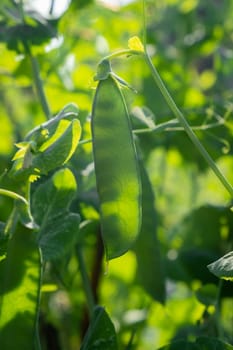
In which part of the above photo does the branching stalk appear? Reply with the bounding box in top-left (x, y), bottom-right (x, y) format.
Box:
top-left (143, 52), bottom-right (233, 197)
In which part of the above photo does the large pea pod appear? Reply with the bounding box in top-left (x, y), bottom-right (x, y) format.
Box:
top-left (91, 75), bottom-right (141, 260)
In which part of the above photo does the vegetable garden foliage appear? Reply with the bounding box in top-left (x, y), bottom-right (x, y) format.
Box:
top-left (0, 0), bottom-right (233, 349)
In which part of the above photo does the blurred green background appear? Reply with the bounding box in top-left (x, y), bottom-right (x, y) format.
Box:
top-left (0, 0), bottom-right (233, 349)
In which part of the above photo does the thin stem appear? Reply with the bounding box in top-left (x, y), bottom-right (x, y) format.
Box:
top-left (80, 118), bottom-right (224, 145)
top-left (19, 4), bottom-right (51, 120)
top-left (29, 54), bottom-right (51, 120)
top-left (144, 53), bottom-right (233, 197)
top-left (34, 249), bottom-right (43, 350)
top-left (4, 207), bottom-right (19, 238)
top-left (79, 138), bottom-right (92, 145)
top-left (0, 188), bottom-right (28, 205)
top-left (142, 0), bottom-right (147, 49)
top-left (76, 245), bottom-right (95, 318)
top-left (134, 118), bottom-right (224, 134)
top-left (49, 0), bottom-right (55, 15)
top-left (101, 49), bottom-right (142, 62)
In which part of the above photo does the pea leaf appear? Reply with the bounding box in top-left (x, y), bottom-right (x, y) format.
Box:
top-left (166, 205), bottom-right (233, 284)
top-left (0, 226), bottom-right (41, 349)
top-left (32, 168), bottom-right (80, 260)
top-left (157, 337), bottom-right (233, 349)
top-left (133, 163), bottom-right (165, 304)
top-left (25, 103), bottom-right (79, 144)
top-left (207, 251), bottom-right (233, 282)
top-left (38, 213), bottom-right (80, 261)
top-left (10, 117), bottom-right (81, 181)
top-left (80, 306), bottom-right (118, 350)
top-left (157, 340), bottom-right (198, 350)
top-left (0, 4), bottom-right (58, 52)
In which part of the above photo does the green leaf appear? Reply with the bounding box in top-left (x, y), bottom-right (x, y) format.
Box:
top-left (33, 118), bottom-right (81, 172)
top-left (0, 5), bottom-right (58, 52)
top-left (25, 103), bottom-right (79, 144)
top-left (0, 226), bottom-right (41, 349)
top-left (207, 251), bottom-right (233, 281)
top-left (166, 205), bottom-right (233, 283)
top-left (80, 306), bottom-right (118, 350)
top-left (39, 213), bottom-right (80, 261)
top-left (10, 118), bottom-right (81, 181)
top-left (32, 168), bottom-right (80, 260)
top-left (157, 337), bottom-right (233, 350)
top-left (133, 163), bottom-right (165, 304)
top-left (196, 336), bottom-right (233, 349)
top-left (157, 340), bottom-right (198, 350)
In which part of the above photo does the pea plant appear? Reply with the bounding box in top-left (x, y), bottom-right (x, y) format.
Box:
top-left (0, 1), bottom-right (233, 349)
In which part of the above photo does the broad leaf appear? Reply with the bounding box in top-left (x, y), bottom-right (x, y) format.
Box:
top-left (39, 213), bottom-right (80, 261)
top-left (0, 4), bottom-right (58, 52)
top-left (0, 226), bottom-right (41, 349)
top-left (157, 337), bottom-right (233, 350)
top-left (80, 306), bottom-right (118, 350)
top-left (207, 251), bottom-right (233, 281)
top-left (32, 168), bottom-right (80, 260)
top-left (11, 118), bottom-right (81, 181)
top-left (166, 205), bottom-right (233, 284)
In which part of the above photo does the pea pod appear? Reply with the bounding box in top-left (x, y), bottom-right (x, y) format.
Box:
top-left (91, 73), bottom-right (141, 260)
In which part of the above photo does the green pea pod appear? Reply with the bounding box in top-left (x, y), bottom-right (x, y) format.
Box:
top-left (91, 75), bottom-right (141, 260)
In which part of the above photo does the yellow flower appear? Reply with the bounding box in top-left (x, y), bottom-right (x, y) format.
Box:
top-left (128, 36), bottom-right (144, 52)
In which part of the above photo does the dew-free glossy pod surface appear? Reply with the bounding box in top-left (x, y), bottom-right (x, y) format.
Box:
top-left (91, 75), bottom-right (141, 260)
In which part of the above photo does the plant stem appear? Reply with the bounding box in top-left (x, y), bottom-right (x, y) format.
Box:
top-left (19, 3), bottom-right (51, 120)
top-left (76, 246), bottom-right (95, 318)
top-left (101, 49), bottom-right (142, 62)
top-left (4, 207), bottom-right (18, 238)
top-left (144, 53), bottom-right (233, 197)
top-left (0, 188), bottom-right (28, 205)
top-left (29, 54), bottom-right (51, 120)
top-left (34, 249), bottom-right (43, 350)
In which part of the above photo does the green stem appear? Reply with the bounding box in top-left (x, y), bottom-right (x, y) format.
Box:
top-left (101, 49), bottom-right (142, 62)
top-left (143, 53), bottom-right (233, 197)
top-left (76, 245), bottom-right (95, 318)
top-left (34, 249), bottom-right (43, 350)
top-left (29, 54), bottom-right (51, 120)
top-left (81, 118), bottom-right (224, 144)
top-left (0, 188), bottom-right (28, 205)
top-left (4, 207), bottom-right (19, 238)
top-left (19, 3), bottom-right (51, 120)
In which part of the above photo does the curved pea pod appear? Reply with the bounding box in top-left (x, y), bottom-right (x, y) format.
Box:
top-left (91, 75), bottom-right (141, 260)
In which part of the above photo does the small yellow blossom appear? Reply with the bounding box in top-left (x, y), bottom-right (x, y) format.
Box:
top-left (128, 36), bottom-right (144, 52)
